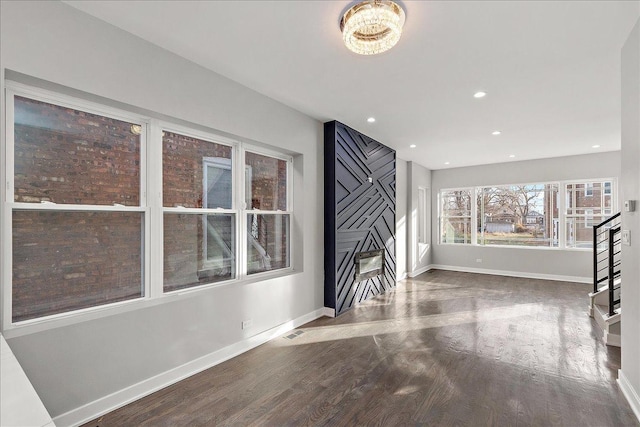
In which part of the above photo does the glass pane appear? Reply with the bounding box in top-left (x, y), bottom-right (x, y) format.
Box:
top-left (565, 215), bottom-right (606, 248)
top-left (441, 218), bottom-right (471, 244)
top-left (12, 210), bottom-right (143, 322)
top-left (245, 152), bottom-right (287, 211)
top-left (479, 184), bottom-right (557, 247)
top-left (163, 131), bottom-right (232, 208)
top-left (566, 181), bottom-right (612, 214)
top-left (247, 214), bottom-right (290, 274)
top-left (441, 190), bottom-right (471, 217)
top-left (164, 213), bottom-right (235, 292)
top-left (14, 96), bottom-right (141, 206)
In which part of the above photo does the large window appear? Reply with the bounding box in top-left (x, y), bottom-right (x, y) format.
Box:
top-left (8, 91), bottom-right (146, 322)
top-left (440, 179), bottom-right (615, 249)
top-left (565, 181), bottom-right (614, 248)
top-left (3, 83), bottom-right (294, 327)
top-left (478, 184), bottom-right (558, 247)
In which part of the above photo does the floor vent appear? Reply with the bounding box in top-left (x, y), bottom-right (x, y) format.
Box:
top-left (284, 330), bottom-right (305, 339)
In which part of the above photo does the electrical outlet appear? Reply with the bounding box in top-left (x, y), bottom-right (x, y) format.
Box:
top-left (242, 319), bottom-right (253, 330)
top-left (622, 230), bottom-right (631, 246)
top-left (476, 258), bottom-right (482, 263)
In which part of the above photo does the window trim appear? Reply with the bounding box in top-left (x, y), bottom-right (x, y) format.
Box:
top-left (4, 83), bottom-right (152, 329)
top-left (438, 187), bottom-right (474, 245)
top-left (241, 147), bottom-right (293, 278)
top-left (2, 83), bottom-right (297, 335)
top-left (438, 177), bottom-right (617, 251)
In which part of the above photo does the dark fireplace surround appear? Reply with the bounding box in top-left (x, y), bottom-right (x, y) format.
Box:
top-left (324, 121), bottom-right (396, 315)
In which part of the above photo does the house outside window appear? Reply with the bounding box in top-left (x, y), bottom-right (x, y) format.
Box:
top-left (477, 184), bottom-right (558, 247)
top-left (585, 182), bottom-right (594, 197)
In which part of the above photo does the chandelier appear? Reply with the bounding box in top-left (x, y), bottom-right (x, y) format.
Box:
top-left (340, 0), bottom-right (406, 55)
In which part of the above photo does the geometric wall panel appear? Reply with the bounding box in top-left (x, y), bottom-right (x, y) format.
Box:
top-left (324, 121), bottom-right (396, 315)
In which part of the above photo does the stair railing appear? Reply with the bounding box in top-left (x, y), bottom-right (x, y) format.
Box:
top-left (593, 212), bottom-right (621, 294)
top-left (608, 225), bottom-right (621, 316)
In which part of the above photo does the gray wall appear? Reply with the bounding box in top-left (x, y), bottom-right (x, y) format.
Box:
top-left (431, 152), bottom-right (621, 281)
top-left (620, 17), bottom-right (640, 416)
top-left (396, 159), bottom-right (408, 279)
top-left (0, 0), bottom-right (323, 420)
top-left (407, 162), bottom-right (433, 275)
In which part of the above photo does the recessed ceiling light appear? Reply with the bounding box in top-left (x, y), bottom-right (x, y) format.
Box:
top-left (409, 144), bottom-right (416, 148)
top-left (592, 144), bottom-right (601, 148)
top-left (367, 117), bottom-right (376, 123)
top-left (444, 161), bottom-right (450, 165)
top-left (509, 154), bottom-right (516, 158)
top-left (492, 131), bottom-right (501, 135)
top-left (474, 91), bottom-right (487, 98)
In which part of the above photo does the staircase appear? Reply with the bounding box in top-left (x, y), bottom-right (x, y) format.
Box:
top-left (589, 212), bottom-right (621, 347)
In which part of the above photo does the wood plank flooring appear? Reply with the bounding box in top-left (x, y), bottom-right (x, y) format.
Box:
top-left (83, 270), bottom-right (639, 426)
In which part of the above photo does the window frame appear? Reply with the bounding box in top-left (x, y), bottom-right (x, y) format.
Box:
top-left (438, 178), bottom-right (617, 251)
top-left (477, 183), bottom-right (558, 248)
top-left (3, 82), bottom-right (151, 328)
top-left (2, 82), bottom-right (296, 335)
top-left (160, 123), bottom-right (239, 293)
top-left (241, 146), bottom-right (294, 278)
top-left (438, 187), bottom-right (474, 245)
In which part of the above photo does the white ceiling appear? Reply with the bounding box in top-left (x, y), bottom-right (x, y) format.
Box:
top-left (64, 0), bottom-right (640, 170)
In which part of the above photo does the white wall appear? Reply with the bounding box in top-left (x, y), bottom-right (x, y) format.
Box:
top-left (619, 17), bottom-right (640, 421)
top-left (431, 152), bottom-right (621, 282)
top-left (0, 1), bottom-right (323, 423)
top-left (407, 162), bottom-right (432, 276)
top-left (396, 159), bottom-right (408, 280)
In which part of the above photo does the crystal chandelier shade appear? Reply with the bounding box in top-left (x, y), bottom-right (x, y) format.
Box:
top-left (340, 1), bottom-right (406, 55)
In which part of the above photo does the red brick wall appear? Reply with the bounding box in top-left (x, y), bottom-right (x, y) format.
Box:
top-left (12, 97), bottom-right (143, 321)
top-left (162, 131), bottom-right (231, 208)
top-left (245, 152), bottom-right (287, 211)
top-left (245, 153), bottom-right (289, 273)
top-left (14, 96), bottom-right (140, 205)
top-left (12, 98), bottom-right (290, 319)
top-left (12, 211), bottom-right (142, 322)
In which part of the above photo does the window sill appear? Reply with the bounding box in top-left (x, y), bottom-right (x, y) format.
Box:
top-left (437, 242), bottom-right (592, 252)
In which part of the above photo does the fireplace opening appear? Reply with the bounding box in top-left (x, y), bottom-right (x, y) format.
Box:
top-left (354, 249), bottom-right (385, 282)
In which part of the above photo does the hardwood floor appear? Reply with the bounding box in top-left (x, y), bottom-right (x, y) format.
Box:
top-left (83, 270), bottom-right (638, 426)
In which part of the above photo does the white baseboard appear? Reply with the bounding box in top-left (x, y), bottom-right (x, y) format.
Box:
top-left (618, 369), bottom-right (640, 423)
top-left (321, 307), bottom-right (335, 318)
top-left (429, 264), bottom-right (590, 284)
top-left (53, 308), bottom-right (327, 427)
top-left (407, 265), bottom-right (434, 278)
top-left (396, 272), bottom-right (407, 281)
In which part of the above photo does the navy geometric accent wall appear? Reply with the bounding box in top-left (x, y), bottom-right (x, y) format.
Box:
top-left (324, 121), bottom-right (396, 315)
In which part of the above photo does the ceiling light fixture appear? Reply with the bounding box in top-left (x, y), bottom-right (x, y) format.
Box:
top-left (367, 117), bottom-right (376, 123)
top-left (492, 131), bottom-right (501, 135)
top-left (444, 161), bottom-right (450, 165)
top-left (509, 154), bottom-right (516, 158)
top-left (474, 91), bottom-right (487, 98)
top-left (592, 144), bottom-right (601, 148)
top-left (410, 144), bottom-right (416, 148)
top-left (340, 1), bottom-right (406, 55)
